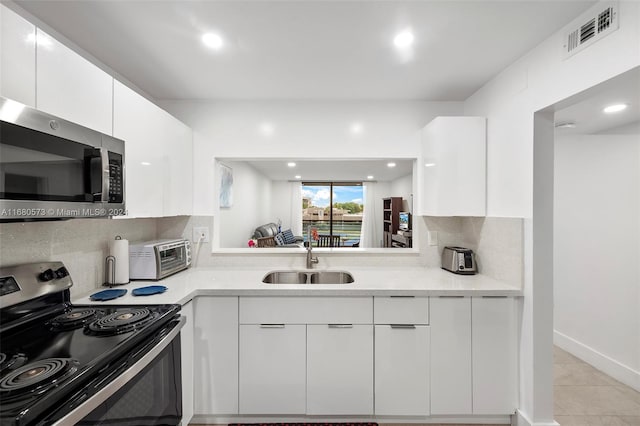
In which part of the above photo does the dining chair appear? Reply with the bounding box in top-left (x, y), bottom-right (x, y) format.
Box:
top-left (316, 234), bottom-right (341, 247)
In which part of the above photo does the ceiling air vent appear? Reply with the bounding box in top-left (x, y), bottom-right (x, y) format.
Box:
top-left (563, 2), bottom-right (619, 59)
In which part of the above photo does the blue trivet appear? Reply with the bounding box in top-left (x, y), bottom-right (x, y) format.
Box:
top-left (90, 289), bottom-right (127, 301)
top-left (132, 285), bottom-right (167, 296)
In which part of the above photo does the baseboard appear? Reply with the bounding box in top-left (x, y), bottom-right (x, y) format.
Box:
top-left (554, 329), bottom-right (640, 391)
top-left (513, 409), bottom-right (559, 426)
top-left (192, 415), bottom-right (511, 424)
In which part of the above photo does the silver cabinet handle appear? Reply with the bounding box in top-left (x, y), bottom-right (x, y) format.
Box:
top-left (390, 295), bottom-right (415, 298)
top-left (482, 295), bottom-right (508, 298)
top-left (390, 324), bottom-right (416, 329)
top-left (328, 324), bottom-right (353, 328)
top-left (438, 295), bottom-right (465, 298)
top-left (259, 324), bottom-right (285, 328)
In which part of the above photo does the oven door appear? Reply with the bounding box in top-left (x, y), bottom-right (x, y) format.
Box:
top-left (51, 317), bottom-right (184, 426)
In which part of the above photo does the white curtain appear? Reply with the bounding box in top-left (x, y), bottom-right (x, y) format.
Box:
top-left (290, 182), bottom-right (303, 236)
top-left (361, 182), bottom-right (378, 248)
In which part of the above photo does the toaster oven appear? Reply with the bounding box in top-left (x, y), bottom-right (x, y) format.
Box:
top-left (129, 239), bottom-right (192, 280)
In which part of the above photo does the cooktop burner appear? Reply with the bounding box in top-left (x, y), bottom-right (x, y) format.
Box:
top-left (0, 353), bottom-right (27, 374)
top-left (50, 308), bottom-right (101, 330)
top-left (86, 307), bottom-right (154, 336)
top-left (0, 358), bottom-right (78, 399)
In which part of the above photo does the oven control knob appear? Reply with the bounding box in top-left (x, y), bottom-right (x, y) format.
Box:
top-left (55, 267), bottom-right (69, 279)
top-left (39, 269), bottom-right (56, 282)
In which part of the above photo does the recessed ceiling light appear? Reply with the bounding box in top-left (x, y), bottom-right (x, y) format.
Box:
top-left (603, 103), bottom-right (628, 113)
top-left (202, 33), bottom-right (223, 50)
top-left (367, 175), bottom-right (374, 180)
top-left (424, 162), bottom-right (435, 167)
top-left (141, 162), bottom-right (151, 166)
top-left (387, 162), bottom-right (396, 168)
top-left (350, 123), bottom-right (363, 134)
top-left (393, 31), bottom-right (414, 48)
top-left (295, 175), bottom-right (301, 179)
top-left (554, 121), bottom-right (576, 129)
top-left (287, 162), bottom-right (296, 168)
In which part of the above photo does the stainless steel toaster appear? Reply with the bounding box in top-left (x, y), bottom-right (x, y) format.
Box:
top-left (442, 246), bottom-right (477, 275)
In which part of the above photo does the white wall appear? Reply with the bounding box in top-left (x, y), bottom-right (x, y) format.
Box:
top-left (465, 2), bottom-right (640, 218)
top-left (217, 160), bottom-right (272, 248)
top-left (270, 180), bottom-right (301, 236)
top-left (463, 2), bottom-right (640, 424)
top-left (554, 134), bottom-right (640, 390)
top-left (389, 173), bottom-right (413, 213)
top-left (160, 100), bottom-right (463, 215)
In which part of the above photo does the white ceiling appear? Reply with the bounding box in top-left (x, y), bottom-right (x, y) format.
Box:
top-left (554, 67), bottom-right (640, 135)
top-left (244, 159), bottom-right (413, 182)
top-left (14, 0), bottom-right (594, 101)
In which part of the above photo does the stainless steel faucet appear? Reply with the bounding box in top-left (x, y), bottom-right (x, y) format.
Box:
top-left (306, 225), bottom-right (319, 269)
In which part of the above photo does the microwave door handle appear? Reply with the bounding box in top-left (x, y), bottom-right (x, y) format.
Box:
top-left (99, 148), bottom-right (110, 203)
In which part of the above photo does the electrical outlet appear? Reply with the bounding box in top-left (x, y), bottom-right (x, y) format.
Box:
top-left (427, 231), bottom-right (438, 246)
top-left (193, 227), bottom-right (210, 243)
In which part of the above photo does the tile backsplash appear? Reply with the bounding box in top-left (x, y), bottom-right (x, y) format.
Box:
top-left (0, 218), bottom-right (157, 297)
top-left (0, 215), bottom-right (523, 296)
top-left (418, 215), bottom-right (523, 287)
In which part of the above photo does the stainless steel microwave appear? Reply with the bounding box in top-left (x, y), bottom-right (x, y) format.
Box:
top-left (0, 97), bottom-right (125, 221)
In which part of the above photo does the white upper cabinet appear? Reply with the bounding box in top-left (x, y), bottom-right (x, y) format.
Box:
top-left (113, 81), bottom-right (193, 218)
top-left (0, 5), bottom-right (36, 106)
top-left (36, 29), bottom-right (113, 135)
top-left (113, 81), bottom-right (165, 218)
top-left (162, 115), bottom-right (193, 217)
top-left (417, 116), bottom-right (486, 216)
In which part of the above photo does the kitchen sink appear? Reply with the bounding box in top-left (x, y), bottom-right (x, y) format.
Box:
top-left (309, 271), bottom-right (354, 284)
top-left (262, 271), bottom-right (354, 284)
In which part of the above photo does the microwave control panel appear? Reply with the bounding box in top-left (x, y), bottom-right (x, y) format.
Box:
top-left (108, 152), bottom-right (123, 203)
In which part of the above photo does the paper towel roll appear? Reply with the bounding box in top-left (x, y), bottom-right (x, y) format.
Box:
top-left (109, 236), bottom-right (129, 285)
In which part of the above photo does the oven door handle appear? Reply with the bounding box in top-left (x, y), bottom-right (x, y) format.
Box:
top-left (53, 316), bottom-right (186, 426)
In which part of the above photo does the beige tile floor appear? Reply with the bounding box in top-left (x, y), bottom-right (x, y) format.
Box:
top-left (191, 348), bottom-right (640, 426)
top-left (554, 346), bottom-right (640, 426)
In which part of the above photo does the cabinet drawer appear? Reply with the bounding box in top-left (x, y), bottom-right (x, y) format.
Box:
top-left (239, 296), bottom-right (372, 324)
top-left (374, 296), bottom-right (429, 324)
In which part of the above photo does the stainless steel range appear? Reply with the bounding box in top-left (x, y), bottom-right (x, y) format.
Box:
top-left (0, 261), bottom-right (184, 425)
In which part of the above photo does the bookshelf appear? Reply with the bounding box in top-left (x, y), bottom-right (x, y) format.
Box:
top-left (382, 197), bottom-right (403, 248)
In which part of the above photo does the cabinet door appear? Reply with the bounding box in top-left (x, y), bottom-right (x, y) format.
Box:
top-left (36, 29), bottom-right (112, 134)
top-left (472, 296), bottom-right (517, 414)
top-left (193, 297), bottom-right (238, 415)
top-left (239, 324), bottom-right (306, 414)
top-left (418, 117), bottom-right (486, 216)
top-left (0, 5), bottom-right (35, 106)
top-left (430, 296), bottom-right (472, 415)
top-left (180, 301), bottom-right (194, 425)
top-left (375, 325), bottom-right (430, 415)
top-left (162, 115), bottom-right (193, 217)
top-left (307, 324), bottom-right (373, 415)
top-left (113, 81), bottom-right (164, 218)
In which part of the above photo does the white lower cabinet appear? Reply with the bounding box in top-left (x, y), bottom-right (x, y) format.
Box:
top-left (239, 324), bottom-right (306, 414)
top-left (180, 301), bottom-right (194, 425)
top-left (430, 296), bottom-right (472, 415)
top-left (375, 325), bottom-right (430, 415)
top-left (193, 297), bottom-right (238, 415)
top-left (306, 324), bottom-right (374, 415)
top-left (472, 296), bottom-right (517, 414)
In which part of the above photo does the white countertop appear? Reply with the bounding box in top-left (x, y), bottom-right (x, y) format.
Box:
top-left (73, 266), bottom-right (522, 306)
